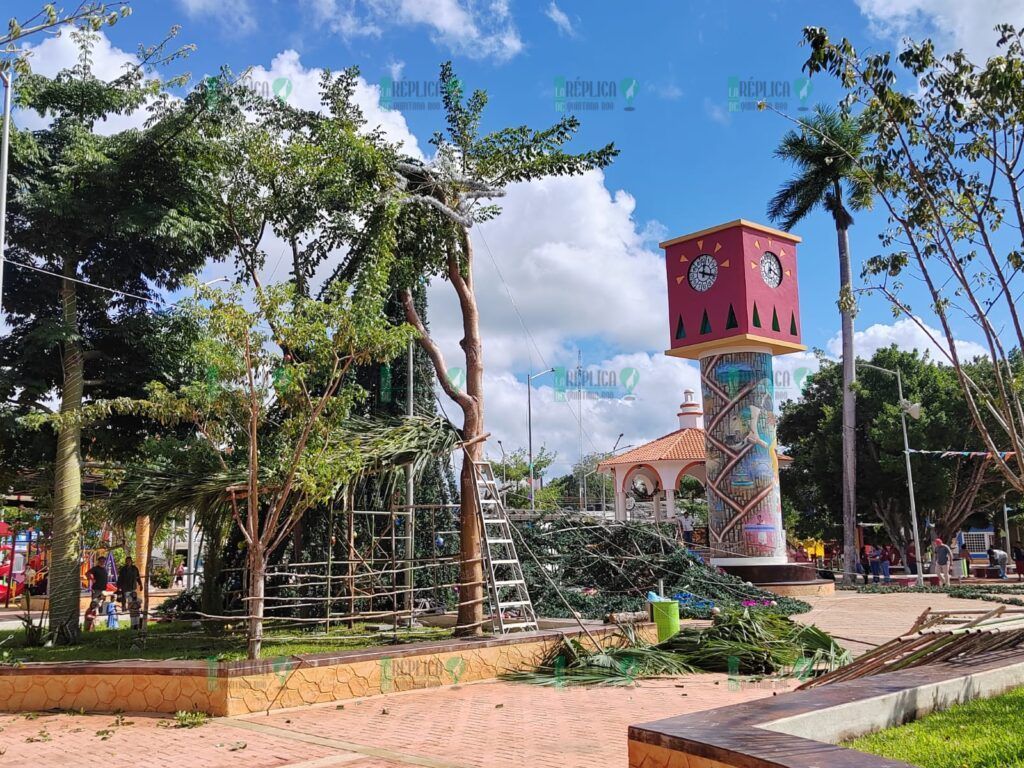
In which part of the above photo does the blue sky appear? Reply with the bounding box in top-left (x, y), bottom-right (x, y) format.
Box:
top-left (12, 0), bottom-right (1020, 474)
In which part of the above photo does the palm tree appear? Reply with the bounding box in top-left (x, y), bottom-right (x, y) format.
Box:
top-left (768, 105), bottom-right (872, 586)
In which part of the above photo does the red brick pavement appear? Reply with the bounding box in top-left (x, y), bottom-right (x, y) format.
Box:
top-left (0, 592), bottom-right (1008, 768)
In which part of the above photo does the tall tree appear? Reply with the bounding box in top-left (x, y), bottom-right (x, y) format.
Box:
top-left (779, 347), bottom-right (1014, 550)
top-left (767, 105), bottom-right (872, 585)
top-left (383, 63), bottom-right (617, 634)
top-left (4, 30), bottom-right (228, 640)
top-left (802, 24), bottom-right (1024, 496)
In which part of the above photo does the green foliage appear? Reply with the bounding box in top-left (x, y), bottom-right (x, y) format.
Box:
top-left (156, 586), bottom-right (202, 620)
top-left (149, 566), bottom-right (171, 589)
top-left (767, 104), bottom-right (872, 232)
top-left (801, 23), bottom-right (1024, 495)
top-left (514, 517), bottom-right (809, 619)
top-left (2, 3), bottom-right (132, 75)
top-left (508, 627), bottom-right (696, 687)
top-left (659, 609), bottom-right (850, 675)
top-left (171, 711), bottom-right (208, 729)
top-left (508, 610), bottom-right (847, 687)
top-left (778, 346), bottom-right (1014, 543)
top-left (847, 685), bottom-right (1024, 767)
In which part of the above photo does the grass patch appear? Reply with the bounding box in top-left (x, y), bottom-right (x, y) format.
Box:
top-left (0, 621), bottom-right (453, 663)
top-left (846, 686), bottom-right (1024, 767)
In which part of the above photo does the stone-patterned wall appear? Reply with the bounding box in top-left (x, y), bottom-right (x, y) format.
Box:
top-left (0, 624), bottom-right (656, 716)
top-left (0, 670), bottom-right (224, 715)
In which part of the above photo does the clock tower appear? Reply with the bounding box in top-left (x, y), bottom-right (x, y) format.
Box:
top-left (661, 219), bottom-right (804, 567)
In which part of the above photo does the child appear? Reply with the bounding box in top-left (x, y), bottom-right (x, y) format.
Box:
top-left (105, 594), bottom-right (120, 629)
top-left (127, 592), bottom-right (142, 630)
top-left (84, 600), bottom-right (98, 632)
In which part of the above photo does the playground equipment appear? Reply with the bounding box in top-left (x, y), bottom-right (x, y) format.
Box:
top-left (0, 521), bottom-right (47, 605)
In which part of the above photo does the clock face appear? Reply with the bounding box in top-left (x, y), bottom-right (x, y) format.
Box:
top-left (760, 251), bottom-right (783, 288)
top-left (688, 254), bottom-right (718, 292)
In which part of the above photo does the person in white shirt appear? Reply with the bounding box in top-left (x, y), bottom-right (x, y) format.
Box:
top-left (678, 511), bottom-right (695, 544)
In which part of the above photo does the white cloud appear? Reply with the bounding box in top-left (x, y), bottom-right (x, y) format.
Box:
top-left (825, 317), bottom-right (988, 363)
top-left (245, 50), bottom-right (422, 158)
top-left (425, 170), bottom-right (665, 376)
top-left (545, 2), bottom-right (576, 37)
top-left (703, 97), bottom-right (730, 126)
top-left (178, 0), bottom-right (257, 36)
top-left (855, 0), bottom-right (1024, 61)
top-left (307, 0), bottom-right (524, 62)
top-left (387, 59), bottom-right (406, 81)
top-left (17, 32), bottom-right (152, 134)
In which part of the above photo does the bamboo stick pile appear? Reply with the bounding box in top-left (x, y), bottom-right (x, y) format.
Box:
top-left (798, 606), bottom-right (1024, 690)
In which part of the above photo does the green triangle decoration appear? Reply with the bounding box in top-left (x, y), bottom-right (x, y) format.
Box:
top-left (725, 304), bottom-right (738, 330)
top-left (700, 309), bottom-right (712, 335)
top-left (752, 303), bottom-right (761, 328)
top-left (771, 307), bottom-right (781, 332)
top-left (790, 312), bottom-right (798, 336)
top-left (675, 315), bottom-right (686, 339)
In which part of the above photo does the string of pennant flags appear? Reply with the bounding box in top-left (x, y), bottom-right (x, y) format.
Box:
top-left (906, 449), bottom-right (1016, 460)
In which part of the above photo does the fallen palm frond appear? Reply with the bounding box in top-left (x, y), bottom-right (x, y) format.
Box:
top-left (506, 631), bottom-right (696, 687)
top-left (659, 609), bottom-right (850, 676)
top-left (506, 611), bottom-right (848, 687)
top-left (799, 606), bottom-right (1024, 690)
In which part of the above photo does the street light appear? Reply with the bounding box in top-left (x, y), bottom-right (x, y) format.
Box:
top-left (527, 368), bottom-right (555, 512)
top-left (0, 70), bottom-right (13, 313)
top-left (859, 362), bottom-right (925, 586)
top-left (496, 439), bottom-right (507, 506)
top-left (496, 440), bottom-right (507, 484)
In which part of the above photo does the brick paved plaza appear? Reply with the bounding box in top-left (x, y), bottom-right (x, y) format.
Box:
top-left (0, 592), bottom-right (1003, 768)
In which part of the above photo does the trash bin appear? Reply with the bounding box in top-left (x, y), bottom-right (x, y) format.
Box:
top-left (650, 599), bottom-right (680, 642)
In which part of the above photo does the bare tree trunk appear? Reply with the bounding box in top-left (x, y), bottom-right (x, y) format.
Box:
top-left (247, 543), bottom-right (265, 659)
top-left (401, 230), bottom-right (486, 636)
top-left (50, 265), bottom-right (84, 643)
top-left (837, 220), bottom-right (858, 586)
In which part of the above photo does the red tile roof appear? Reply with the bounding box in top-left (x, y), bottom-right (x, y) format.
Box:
top-left (596, 427), bottom-right (792, 470)
top-left (597, 428), bottom-right (706, 468)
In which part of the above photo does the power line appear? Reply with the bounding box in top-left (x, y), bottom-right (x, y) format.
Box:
top-left (7, 259), bottom-right (181, 309)
top-left (475, 224), bottom-right (604, 457)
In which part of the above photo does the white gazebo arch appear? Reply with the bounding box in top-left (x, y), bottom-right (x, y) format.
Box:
top-left (598, 389), bottom-right (791, 522)
top-left (598, 390), bottom-right (707, 522)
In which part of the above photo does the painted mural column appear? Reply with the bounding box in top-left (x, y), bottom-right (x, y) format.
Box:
top-left (660, 220), bottom-right (804, 568)
top-left (699, 349), bottom-right (784, 563)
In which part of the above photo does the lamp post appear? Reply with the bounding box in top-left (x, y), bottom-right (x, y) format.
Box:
top-left (496, 439), bottom-right (506, 485)
top-left (859, 362), bottom-right (925, 587)
top-left (0, 70), bottom-right (12, 312)
top-left (527, 368), bottom-right (555, 512)
top-left (496, 439), bottom-right (507, 506)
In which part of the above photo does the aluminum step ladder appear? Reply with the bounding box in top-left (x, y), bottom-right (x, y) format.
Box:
top-left (472, 460), bottom-right (539, 634)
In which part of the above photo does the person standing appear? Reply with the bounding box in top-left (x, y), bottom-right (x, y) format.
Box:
top-left (934, 538), bottom-right (953, 587)
top-left (905, 541), bottom-right (918, 575)
top-left (174, 561), bottom-right (186, 588)
top-left (105, 595), bottom-right (120, 629)
top-left (879, 544), bottom-right (893, 584)
top-left (1012, 541), bottom-right (1024, 583)
top-left (117, 556), bottom-right (143, 610)
top-left (87, 558), bottom-right (109, 603)
top-left (867, 542), bottom-right (883, 584)
top-left (678, 511), bottom-right (695, 545)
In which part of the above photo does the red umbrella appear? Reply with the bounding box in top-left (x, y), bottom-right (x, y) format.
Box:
top-left (0, 521), bottom-right (11, 537)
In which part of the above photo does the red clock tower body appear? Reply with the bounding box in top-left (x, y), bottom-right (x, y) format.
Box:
top-left (661, 220), bottom-right (804, 567)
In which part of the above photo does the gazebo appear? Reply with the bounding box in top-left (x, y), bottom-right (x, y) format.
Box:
top-left (597, 389), bottom-right (789, 522)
